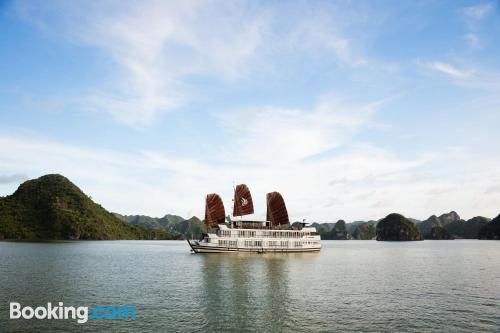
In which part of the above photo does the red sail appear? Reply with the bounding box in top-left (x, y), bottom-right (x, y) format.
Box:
top-left (205, 193), bottom-right (226, 226)
top-left (266, 191), bottom-right (289, 226)
top-left (233, 184), bottom-right (254, 216)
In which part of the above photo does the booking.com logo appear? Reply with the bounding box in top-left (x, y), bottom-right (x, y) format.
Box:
top-left (10, 302), bottom-right (137, 324)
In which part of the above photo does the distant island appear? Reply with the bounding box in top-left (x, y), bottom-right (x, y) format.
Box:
top-left (1, 174), bottom-right (499, 241)
top-left (376, 213), bottom-right (423, 241)
top-left (113, 213), bottom-right (204, 239)
top-left (478, 215), bottom-right (500, 240)
top-left (313, 211), bottom-right (499, 241)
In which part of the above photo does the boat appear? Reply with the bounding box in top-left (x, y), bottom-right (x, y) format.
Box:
top-left (187, 184), bottom-right (321, 253)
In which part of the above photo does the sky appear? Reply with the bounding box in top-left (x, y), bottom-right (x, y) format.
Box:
top-left (1, 0), bottom-right (500, 222)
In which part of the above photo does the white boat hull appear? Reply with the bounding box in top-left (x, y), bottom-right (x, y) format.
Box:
top-left (187, 240), bottom-right (321, 253)
top-left (187, 224), bottom-right (321, 254)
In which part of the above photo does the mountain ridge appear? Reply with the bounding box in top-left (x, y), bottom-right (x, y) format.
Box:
top-left (113, 213), bottom-right (204, 238)
top-left (0, 174), bottom-right (180, 240)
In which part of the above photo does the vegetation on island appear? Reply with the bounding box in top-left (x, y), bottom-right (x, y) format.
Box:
top-left (416, 212), bottom-right (458, 237)
top-left (114, 213), bottom-right (204, 238)
top-left (0, 174), bottom-right (180, 240)
top-left (320, 220), bottom-right (351, 240)
top-left (425, 226), bottom-right (453, 240)
top-left (376, 213), bottom-right (423, 241)
top-left (415, 212), bottom-right (489, 239)
top-left (351, 222), bottom-right (376, 240)
top-left (478, 214), bottom-right (500, 240)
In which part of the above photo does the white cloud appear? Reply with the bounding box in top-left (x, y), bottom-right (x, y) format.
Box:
top-left (464, 33), bottom-right (481, 48)
top-left (2, 119), bottom-right (500, 222)
top-left (6, 1), bottom-right (500, 222)
top-left (422, 61), bottom-right (472, 79)
top-left (215, 96), bottom-right (384, 163)
top-left (419, 60), bottom-right (500, 93)
top-left (15, 1), bottom-right (271, 127)
top-left (14, 1), bottom-right (370, 127)
top-left (462, 2), bottom-right (494, 22)
top-left (284, 14), bottom-right (366, 66)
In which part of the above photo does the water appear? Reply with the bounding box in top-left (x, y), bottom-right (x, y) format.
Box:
top-left (0, 240), bottom-right (499, 332)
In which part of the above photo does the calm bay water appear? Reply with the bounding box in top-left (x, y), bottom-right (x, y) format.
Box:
top-left (0, 240), bottom-right (499, 332)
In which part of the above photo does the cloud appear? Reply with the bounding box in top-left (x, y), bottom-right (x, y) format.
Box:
top-left (14, 1), bottom-right (370, 128)
top-left (485, 185), bottom-right (500, 194)
top-left (214, 95), bottom-right (384, 163)
top-left (15, 1), bottom-right (271, 127)
top-left (425, 61), bottom-right (472, 78)
top-left (464, 33), bottom-right (481, 48)
top-left (459, 3), bottom-right (493, 51)
top-left (284, 14), bottom-right (366, 66)
top-left (462, 2), bottom-right (494, 22)
top-left (1, 136), bottom-right (408, 220)
top-left (0, 174), bottom-right (29, 184)
top-left (419, 60), bottom-right (500, 92)
top-left (6, 1), bottom-right (500, 222)
top-left (1, 134), bottom-right (500, 221)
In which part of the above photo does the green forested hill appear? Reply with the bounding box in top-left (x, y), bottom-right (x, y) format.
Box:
top-left (415, 212), bottom-right (490, 239)
top-left (479, 214), bottom-right (500, 239)
top-left (376, 213), bottom-right (423, 241)
top-left (0, 174), bottom-right (179, 240)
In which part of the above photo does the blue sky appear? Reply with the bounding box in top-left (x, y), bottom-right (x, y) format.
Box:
top-left (1, 0), bottom-right (500, 221)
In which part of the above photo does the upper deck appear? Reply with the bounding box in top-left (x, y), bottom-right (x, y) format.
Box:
top-left (215, 224), bottom-right (320, 239)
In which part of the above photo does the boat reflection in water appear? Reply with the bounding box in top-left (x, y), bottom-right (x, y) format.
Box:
top-left (198, 251), bottom-right (323, 332)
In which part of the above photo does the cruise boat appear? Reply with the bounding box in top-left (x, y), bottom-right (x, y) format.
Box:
top-left (187, 184), bottom-right (321, 253)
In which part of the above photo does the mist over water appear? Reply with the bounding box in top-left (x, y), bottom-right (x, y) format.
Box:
top-left (1, 240), bottom-right (499, 332)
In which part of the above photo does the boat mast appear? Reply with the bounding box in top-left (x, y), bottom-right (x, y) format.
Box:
top-left (231, 181), bottom-right (235, 229)
top-left (205, 195), bottom-right (209, 233)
